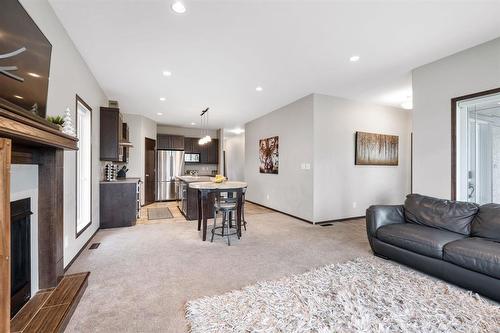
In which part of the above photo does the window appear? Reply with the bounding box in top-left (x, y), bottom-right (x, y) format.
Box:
top-left (76, 96), bottom-right (92, 236)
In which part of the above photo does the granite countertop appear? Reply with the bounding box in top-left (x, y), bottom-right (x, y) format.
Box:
top-left (100, 177), bottom-right (141, 184)
top-left (176, 175), bottom-right (212, 183)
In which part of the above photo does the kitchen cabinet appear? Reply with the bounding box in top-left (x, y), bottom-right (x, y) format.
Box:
top-left (185, 137), bottom-right (218, 164)
top-left (100, 107), bottom-right (121, 161)
top-left (157, 134), bottom-right (184, 150)
top-left (100, 179), bottom-right (140, 228)
top-left (100, 107), bottom-right (130, 162)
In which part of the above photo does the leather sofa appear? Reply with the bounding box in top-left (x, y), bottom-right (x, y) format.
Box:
top-left (366, 193), bottom-right (500, 302)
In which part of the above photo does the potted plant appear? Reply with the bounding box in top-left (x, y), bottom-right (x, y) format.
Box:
top-left (46, 115), bottom-right (65, 130)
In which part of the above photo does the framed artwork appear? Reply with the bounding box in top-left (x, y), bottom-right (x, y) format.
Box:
top-left (355, 131), bottom-right (398, 166)
top-left (0, 0), bottom-right (52, 118)
top-left (259, 136), bottom-right (279, 174)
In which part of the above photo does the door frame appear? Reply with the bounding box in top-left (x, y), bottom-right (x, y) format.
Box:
top-left (451, 86), bottom-right (500, 200)
top-left (144, 137), bottom-right (156, 206)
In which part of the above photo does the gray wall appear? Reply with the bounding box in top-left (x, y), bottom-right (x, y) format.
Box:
top-left (313, 94), bottom-right (412, 222)
top-left (412, 37), bottom-right (500, 199)
top-left (245, 95), bottom-right (314, 221)
top-left (223, 131), bottom-right (245, 181)
top-left (123, 114), bottom-right (157, 205)
top-left (20, 0), bottom-right (108, 267)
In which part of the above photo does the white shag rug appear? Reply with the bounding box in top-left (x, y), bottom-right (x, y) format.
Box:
top-left (186, 257), bottom-right (500, 333)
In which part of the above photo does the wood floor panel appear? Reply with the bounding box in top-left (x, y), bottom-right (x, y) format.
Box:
top-left (44, 273), bottom-right (88, 307)
top-left (10, 291), bottom-right (52, 332)
top-left (22, 304), bottom-right (69, 333)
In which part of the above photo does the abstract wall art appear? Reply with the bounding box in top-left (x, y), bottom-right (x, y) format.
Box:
top-left (259, 136), bottom-right (279, 174)
top-left (355, 131), bottom-right (399, 166)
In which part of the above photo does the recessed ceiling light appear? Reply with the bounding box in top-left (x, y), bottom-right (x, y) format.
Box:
top-left (13, 95), bottom-right (23, 99)
top-left (160, 97), bottom-right (166, 101)
top-left (231, 128), bottom-right (245, 135)
top-left (157, 112), bottom-right (164, 116)
top-left (171, 1), bottom-right (186, 14)
top-left (190, 122), bottom-right (196, 126)
top-left (162, 70), bottom-right (172, 77)
top-left (349, 55), bottom-right (360, 62)
top-left (401, 100), bottom-right (413, 110)
top-left (256, 86), bottom-right (263, 92)
top-left (28, 72), bottom-right (41, 78)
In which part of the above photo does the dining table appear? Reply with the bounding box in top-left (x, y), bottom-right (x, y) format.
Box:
top-left (189, 181), bottom-right (248, 241)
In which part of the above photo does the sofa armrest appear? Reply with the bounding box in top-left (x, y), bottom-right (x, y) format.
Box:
top-left (366, 205), bottom-right (405, 241)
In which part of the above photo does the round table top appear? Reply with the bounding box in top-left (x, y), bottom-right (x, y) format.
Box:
top-left (189, 181), bottom-right (247, 190)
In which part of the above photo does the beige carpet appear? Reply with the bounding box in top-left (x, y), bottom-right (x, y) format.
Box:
top-left (64, 203), bottom-right (370, 332)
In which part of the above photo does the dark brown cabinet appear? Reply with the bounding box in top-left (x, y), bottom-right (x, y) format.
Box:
top-left (157, 134), bottom-right (184, 150)
top-left (100, 181), bottom-right (138, 228)
top-left (100, 107), bottom-right (129, 162)
top-left (100, 107), bottom-right (121, 161)
top-left (184, 137), bottom-right (218, 164)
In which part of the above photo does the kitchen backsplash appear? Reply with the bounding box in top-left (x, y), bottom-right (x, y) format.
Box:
top-left (185, 164), bottom-right (218, 176)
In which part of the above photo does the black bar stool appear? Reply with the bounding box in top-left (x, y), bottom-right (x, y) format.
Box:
top-left (211, 194), bottom-right (238, 245)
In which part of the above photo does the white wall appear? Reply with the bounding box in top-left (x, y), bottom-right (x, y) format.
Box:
top-left (313, 94), bottom-right (412, 222)
top-left (245, 95), bottom-right (314, 221)
top-left (223, 131), bottom-right (245, 181)
top-left (412, 37), bottom-right (500, 199)
top-left (20, 0), bottom-right (108, 267)
top-left (123, 113), bottom-right (157, 205)
top-left (157, 125), bottom-right (218, 139)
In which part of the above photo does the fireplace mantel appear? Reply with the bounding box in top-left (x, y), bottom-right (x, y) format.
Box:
top-left (0, 100), bottom-right (78, 151)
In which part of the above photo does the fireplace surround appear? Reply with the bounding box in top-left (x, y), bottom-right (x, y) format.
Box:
top-left (0, 99), bottom-right (78, 332)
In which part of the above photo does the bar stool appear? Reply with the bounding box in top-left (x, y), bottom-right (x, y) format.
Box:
top-left (218, 187), bottom-right (248, 231)
top-left (211, 196), bottom-right (238, 246)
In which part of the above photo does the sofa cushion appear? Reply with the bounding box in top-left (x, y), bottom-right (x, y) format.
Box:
top-left (471, 203), bottom-right (500, 242)
top-left (404, 194), bottom-right (479, 235)
top-left (377, 223), bottom-right (465, 259)
top-left (444, 238), bottom-right (500, 279)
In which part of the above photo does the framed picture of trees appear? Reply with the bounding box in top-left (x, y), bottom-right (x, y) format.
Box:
top-left (259, 136), bottom-right (279, 174)
top-left (355, 131), bottom-right (398, 166)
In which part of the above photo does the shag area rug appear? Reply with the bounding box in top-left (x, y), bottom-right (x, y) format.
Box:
top-left (186, 257), bottom-right (500, 332)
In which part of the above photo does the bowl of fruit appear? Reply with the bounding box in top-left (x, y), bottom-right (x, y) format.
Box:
top-left (212, 175), bottom-right (226, 183)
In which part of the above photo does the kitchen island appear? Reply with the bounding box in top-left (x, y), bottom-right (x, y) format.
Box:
top-left (176, 176), bottom-right (215, 220)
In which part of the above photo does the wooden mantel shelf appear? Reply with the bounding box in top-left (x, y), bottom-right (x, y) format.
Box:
top-left (0, 101), bottom-right (77, 151)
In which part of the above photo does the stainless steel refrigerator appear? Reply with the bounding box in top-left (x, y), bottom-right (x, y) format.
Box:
top-left (156, 150), bottom-right (184, 201)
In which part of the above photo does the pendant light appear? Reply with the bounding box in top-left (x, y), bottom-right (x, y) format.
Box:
top-left (198, 108), bottom-right (211, 145)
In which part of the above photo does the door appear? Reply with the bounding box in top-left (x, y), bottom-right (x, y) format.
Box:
top-left (456, 91), bottom-right (500, 204)
top-left (144, 138), bottom-right (156, 205)
top-left (0, 138), bottom-right (11, 332)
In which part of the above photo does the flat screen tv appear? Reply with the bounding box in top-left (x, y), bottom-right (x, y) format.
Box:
top-left (0, 0), bottom-right (52, 118)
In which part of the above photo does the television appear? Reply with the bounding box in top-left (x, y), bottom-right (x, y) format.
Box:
top-left (0, 0), bottom-right (52, 118)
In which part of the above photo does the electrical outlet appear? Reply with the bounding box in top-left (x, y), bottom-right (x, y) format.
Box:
top-left (352, 202), bottom-right (357, 208)
top-left (266, 194), bottom-right (270, 200)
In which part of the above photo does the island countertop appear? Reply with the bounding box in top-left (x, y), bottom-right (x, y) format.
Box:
top-left (176, 175), bottom-right (212, 183)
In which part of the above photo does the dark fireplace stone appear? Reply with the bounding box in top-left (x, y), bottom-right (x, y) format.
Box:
top-left (10, 198), bottom-right (32, 318)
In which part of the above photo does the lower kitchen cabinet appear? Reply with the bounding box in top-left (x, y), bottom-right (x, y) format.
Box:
top-left (100, 179), bottom-right (140, 228)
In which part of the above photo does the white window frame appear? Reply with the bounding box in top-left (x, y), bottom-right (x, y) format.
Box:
top-left (76, 96), bottom-right (92, 237)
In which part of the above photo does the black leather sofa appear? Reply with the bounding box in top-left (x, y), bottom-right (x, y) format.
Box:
top-left (366, 194), bottom-right (500, 302)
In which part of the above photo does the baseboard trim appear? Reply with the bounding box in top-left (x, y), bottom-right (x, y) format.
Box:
top-left (64, 227), bottom-right (99, 272)
top-left (246, 200), bottom-right (365, 225)
top-left (245, 200), bottom-right (314, 224)
top-left (315, 215), bottom-right (365, 224)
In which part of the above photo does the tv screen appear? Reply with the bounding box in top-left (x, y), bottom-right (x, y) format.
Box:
top-left (0, 0), bottom-right (52, 118)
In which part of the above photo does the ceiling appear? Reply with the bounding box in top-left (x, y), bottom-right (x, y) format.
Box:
top-left (48, 0), bottom-right (500, 129)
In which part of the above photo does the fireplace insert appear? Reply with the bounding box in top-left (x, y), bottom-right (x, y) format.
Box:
top-left (10, 197), bottom-right (32, 317)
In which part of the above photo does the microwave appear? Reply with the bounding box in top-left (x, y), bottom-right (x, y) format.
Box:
top-left (185, 153), bottom-right (200, 163)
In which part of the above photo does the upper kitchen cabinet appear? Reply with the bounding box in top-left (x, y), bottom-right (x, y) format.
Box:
top-left (100, 107), bottom-right (131, 162)
top-left (186, 137), bottom-right (218, 164)
top-left (157, 134), bottom-right (184, 150)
